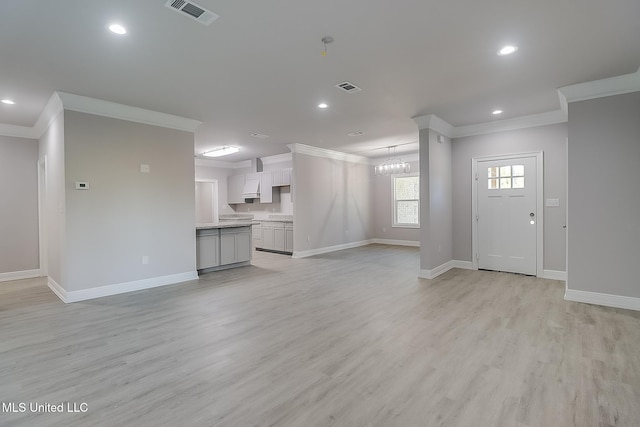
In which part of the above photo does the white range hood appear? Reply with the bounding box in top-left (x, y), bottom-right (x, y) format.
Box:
top-left (241, 158), bottom-right (263, 200)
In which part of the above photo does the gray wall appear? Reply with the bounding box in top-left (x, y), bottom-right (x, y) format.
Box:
top-left (420, 129), bottom-right (453, 270)
top-left (63, 111), bottom-right (196, 291)
top-left (38, 111), bottom-right (66, 285)
top-left (0, 135), bottom-right (40, 274)
top-left (293, 153), bottom-right (372, 252)
top-left (452, 123), bottom-right (567, 271)
top-left (567, 92), bottom-right (640, 297)
top-left (371, 159), bottom-right (420, 243)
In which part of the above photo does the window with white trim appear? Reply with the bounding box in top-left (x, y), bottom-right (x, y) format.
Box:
top-left (393, 174), bottom-right (419, 227)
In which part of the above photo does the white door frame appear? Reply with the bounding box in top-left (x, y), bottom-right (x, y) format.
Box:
top-left (37, 156), bottom-right (48, 277)
top-left (195, 178), bottom-right (219, 223)
top-left (472, 151), bottom-right (544, 277)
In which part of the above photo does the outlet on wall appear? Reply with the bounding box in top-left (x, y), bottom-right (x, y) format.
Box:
top-left (142, 256), bottom-right (149, 265)
top-left (382, 227), bottom-right (387, 233)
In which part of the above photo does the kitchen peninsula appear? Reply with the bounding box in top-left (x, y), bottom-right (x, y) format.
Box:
top-left (196, 221), bottom-right (256, 273)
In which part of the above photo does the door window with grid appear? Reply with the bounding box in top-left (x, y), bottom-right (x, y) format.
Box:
top-left (393, 174), bottom-right (419, 227)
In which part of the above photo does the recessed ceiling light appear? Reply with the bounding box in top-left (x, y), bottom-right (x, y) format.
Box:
top-left (203, 146), bottom-right (240, 157)
top-left (108, 24), bottom-right (127, 35)
top-left (1, 99), bottom-right (15, 105)
top-left (318, 103), bottom-right (328, 109)
top-left (492, 110), bottom-right (503, 115)
top-left (497, 45), bottom-right (518, 56)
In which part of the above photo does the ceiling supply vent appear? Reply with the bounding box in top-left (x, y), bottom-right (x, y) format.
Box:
top-left (165, 0), bottom-right (219, 25)
top-left (336, 82), bottom-right (362, 93)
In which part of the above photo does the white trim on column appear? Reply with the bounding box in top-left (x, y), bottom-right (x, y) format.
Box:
top-left (565, 289), bottom-right (640, 312)
top-left (411, 114), bottom-right (455, 137)
top-left (419, 260), bottom-right (455, 279)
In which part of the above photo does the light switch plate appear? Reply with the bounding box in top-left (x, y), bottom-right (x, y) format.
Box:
top-left (546, 198), bottom-right (560, 207)
top-left (75, 181), bottom-right (89, 190)
top-left (140, 164), bottom-right (150, 173)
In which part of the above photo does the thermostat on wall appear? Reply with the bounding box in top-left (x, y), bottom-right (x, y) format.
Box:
top-left (75, 181), bottom-right (90, 190)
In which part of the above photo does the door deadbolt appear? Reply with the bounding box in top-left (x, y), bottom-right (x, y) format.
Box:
top-left (529, 212), bottom-right (535, 217)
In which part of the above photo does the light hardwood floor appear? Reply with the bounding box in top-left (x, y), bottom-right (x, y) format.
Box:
top-left (1, 245), bottom-right (639, 426)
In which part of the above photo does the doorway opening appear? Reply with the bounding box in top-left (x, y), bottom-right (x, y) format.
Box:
top-left (472, 152), bottom-right (543, 277)
top-left (195, 179), bottom-right (219, 223)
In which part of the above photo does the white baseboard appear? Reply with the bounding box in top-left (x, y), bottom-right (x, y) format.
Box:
top-left (370, 238), bottom-right (420, 247)
top-left (419, 260), bottom-right (474, 279)
top-left (543, 269), bottom-right (567, 281)
top-left (452, 260), bottom-right (473, 270)
top-left (0, 269), bottom-right (42, 283)
top-left (292, 240), bottom-right (372, 259)
top-left (419, 260), bottom-right (455, 280)
top-left (47, 271), bottom-right (199, 303)
top-left (565, 289), bottom-right (640, 312)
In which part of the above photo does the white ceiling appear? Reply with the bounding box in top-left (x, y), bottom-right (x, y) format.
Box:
top-left (1, 0), bottom-right (639, 161)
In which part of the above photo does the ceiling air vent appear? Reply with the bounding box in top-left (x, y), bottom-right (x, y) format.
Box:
top-left (336, 81), bottom-right (362, 93)
top-left (165, 0), bottom-right (219, 25)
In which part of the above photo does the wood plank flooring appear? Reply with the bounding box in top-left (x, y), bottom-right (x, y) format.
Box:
top-left (1, 244), bottom-right (639, 426)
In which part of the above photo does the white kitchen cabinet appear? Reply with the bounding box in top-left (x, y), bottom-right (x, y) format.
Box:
top-left (252, 222), bottom-right (263, 249)
top-left (260, 172), bottom-right (280, 204)
top-left (196, 232), bottom-right (220, 269)
top-left (256, 221), bottom-right (292, 254)
top-left (285, 223), bottom-right (294, 253)
top-left (227, 174), bottom-right (245, 204)
top-left (271, 168), bottom-right (292, 187)
top-left (262, 223), bottom-right (275, 250)
top-left (274, 227), bottom-right (285, 252)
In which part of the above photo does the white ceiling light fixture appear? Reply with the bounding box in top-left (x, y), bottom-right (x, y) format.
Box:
top-left (318, 103), bottom-right (328, 109)
top-left (497, 45), bottom-right (518, 56)
top-left (203, 146), bottom-right (240, 157)
top-left (1, 99), bottom-right (16, 105)
top-left (374, 146), bottom-right (410, 176)
top-left (108, 24), bottom-right (127, 35)
top-left (492, 109), bottom-right (503, 115)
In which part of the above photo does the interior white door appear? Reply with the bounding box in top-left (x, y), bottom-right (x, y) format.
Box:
top-left (477, 156), bottom-right (537, 275)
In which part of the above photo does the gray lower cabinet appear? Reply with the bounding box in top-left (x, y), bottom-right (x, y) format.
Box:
top-left (197, 226), bottom-right (252, 271)
top-left (196, 233), bottom-right (220, 269)
top-left (220, 227), bottom-right (252, 265)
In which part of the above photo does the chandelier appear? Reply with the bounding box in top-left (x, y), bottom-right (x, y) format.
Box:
top-left (374, 146), bottom-right (410, 175)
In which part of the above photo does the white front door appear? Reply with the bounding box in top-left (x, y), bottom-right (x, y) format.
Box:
top-left (476, 156), bottom-right (538, 275)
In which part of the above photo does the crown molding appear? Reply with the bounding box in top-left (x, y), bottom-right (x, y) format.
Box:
top-left (194, 157), bottom-right (251, 169)
top-left (452, 109), bottom-right (568, 138)
top-left (261, 152), bottom-right (292, 165)
top-left (57, 92), bottom-right (201, 132)
top-left (0, 123), bottom-right (38, 139)
top-left (558, 71), bottom-right (640, 103)
top-left (287, 143), bottom-right (370, 165)
top-left (411, 114), bottom-right (455, 137)
top-left (33, 92), bottom-right (64, 138)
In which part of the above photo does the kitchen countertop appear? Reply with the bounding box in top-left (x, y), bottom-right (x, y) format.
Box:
top-left (257, 219), bottom-right (293, 223)
top-left (196, 221), bottom-right (258, 230)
